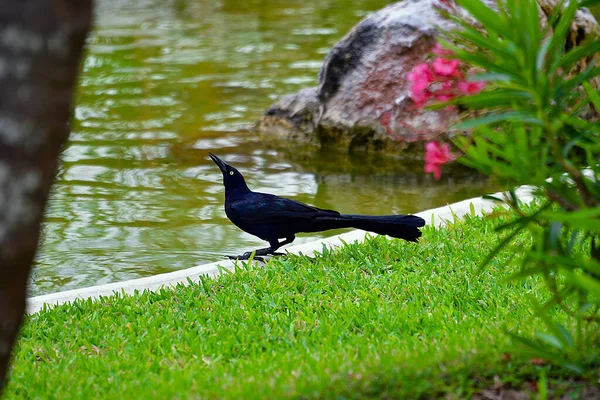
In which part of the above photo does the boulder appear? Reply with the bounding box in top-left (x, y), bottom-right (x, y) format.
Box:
top-left (256, 0), bottom-right (600, 156)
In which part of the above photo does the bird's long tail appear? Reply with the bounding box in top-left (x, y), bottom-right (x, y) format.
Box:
top-left (315, 214), bottom-right (425, 242)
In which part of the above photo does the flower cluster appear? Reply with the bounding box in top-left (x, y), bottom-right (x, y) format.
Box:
top-left (407, 44), bottom-right (484, 109)
top-left (424, 141), bottom-right (452, 181)
top-left (407, 43), bottom-right (485, 180)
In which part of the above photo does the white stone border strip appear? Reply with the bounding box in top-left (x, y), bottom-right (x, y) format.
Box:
top-left (26, 186), bottom-right (536, 315)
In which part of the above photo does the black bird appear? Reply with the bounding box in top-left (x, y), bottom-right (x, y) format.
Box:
top-left (209, 153), bottom-right (425, 260)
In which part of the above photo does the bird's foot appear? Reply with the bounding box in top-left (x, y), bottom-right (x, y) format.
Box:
top-left (225, 252), bottom-right (263, 262)
top-left (224, 250), bottom-right (286, 262)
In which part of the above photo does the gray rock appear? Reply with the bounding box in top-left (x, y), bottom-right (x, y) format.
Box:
top-left (257, 0), bottom-right (599, 156)
top-left (260, 88), bottom-right (320, 145)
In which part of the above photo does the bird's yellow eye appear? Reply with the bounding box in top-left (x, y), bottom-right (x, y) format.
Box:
top-left (229, 171), bottom-right (234, 175)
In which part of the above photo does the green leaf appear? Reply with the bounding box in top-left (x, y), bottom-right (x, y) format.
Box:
top-left (539, 314), bottom-right (574, 348)
top-left (506, 331), bottom-right (558, 360)
top-left (470, 72), bottom-right (514, 82)
top-left (454, 90), bottom-right (534, 109)
top-left (536, 39), bottom-right (551, 74)
top-left (502, 266), bottom-right (546, 282)
top-left (560, 67), bottom-right (600, 93)
top-left (454, 111), bottom-right (543, 130)
top-left (535, 332), bottom-right (564, 350)
top-left (482, 194), bottom-right (505, 202)
top-left (455, 0), bottom-right (514, 39)
top-left (544, 0), bottom-right (567, 29)
top-left (544, 209), bottom-right (600, 232)
top-left (446, 45), bottom-right (524, 82)
top-left (537, 369), bottom-right (548, 400)
top-left (580, 0), bottom-right (600, 6)
top-left (583, 81), bottom-right (600, 111)
top-left (561, 114), bottom-right (600, 134)
top-left (523, 0), bottom-right (542, 83)
top-left (547, 0), bottom-right (579, 75)
top-left (558, 40), bottom-right (600, 69)
top-left (446, 25), bottom-right (514, 61)
top-left (561, 268), bottom-right (600, 296)
top-left (491, 203), bottom-right (552, 238)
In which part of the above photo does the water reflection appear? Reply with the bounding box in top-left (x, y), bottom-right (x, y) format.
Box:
top-left (32, 0), bottom-right (495, 295)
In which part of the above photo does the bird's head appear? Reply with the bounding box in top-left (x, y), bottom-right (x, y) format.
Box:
top-left (208, 153), bottom-right (250, 194)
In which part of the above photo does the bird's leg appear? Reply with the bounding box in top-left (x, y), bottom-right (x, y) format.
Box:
top-left (266, 235), bottom-right (295, 256)
top-left (272, 235), bottom-right (295, 252)
top-left (225, 235), bottom-right (296, 261)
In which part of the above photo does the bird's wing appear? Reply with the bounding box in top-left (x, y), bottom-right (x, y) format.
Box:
top-left (229, 193), bottom-right (339, 224)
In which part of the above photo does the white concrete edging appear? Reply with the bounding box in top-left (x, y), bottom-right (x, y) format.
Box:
top-left (26, 185), bottom-right (536, 314)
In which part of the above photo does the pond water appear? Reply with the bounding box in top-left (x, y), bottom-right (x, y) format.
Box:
top-left (31, 0), bottom-right (496, 296)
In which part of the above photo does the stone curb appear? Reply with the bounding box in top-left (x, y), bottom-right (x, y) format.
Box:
top-left (26, 186), bottom-right (535, 314)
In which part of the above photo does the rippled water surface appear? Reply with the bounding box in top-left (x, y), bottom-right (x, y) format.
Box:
top-left (32, 0), bottom-right (496, 295)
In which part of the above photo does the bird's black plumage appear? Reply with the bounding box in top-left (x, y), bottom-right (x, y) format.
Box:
top-left (209, 153), bottom-right (425, 260)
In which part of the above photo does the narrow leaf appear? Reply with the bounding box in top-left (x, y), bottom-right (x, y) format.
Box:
top-left (455, 0), bottom-right (515, 38)
top-left (583, 81), bottom-right (600, 110)
top-left (454, 112), bottom-right (543, 130)
top-left (558, 40), bottom-right (600, 69)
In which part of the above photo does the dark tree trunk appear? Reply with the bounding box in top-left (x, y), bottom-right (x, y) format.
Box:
top-left (0, 0), bottom-right (93, 391)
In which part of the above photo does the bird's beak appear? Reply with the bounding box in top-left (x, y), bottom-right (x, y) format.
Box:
top-left (208, 153), bottom-right (228, 174)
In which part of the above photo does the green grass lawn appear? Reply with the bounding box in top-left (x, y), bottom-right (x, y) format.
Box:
top-left (5, 205), bottom-right (599, 399)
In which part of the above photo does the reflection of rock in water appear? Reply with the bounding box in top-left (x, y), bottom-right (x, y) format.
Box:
top-left (311, 172), bottom-right (494, 215)
top-left (270, 142), bottom-right (481, 176)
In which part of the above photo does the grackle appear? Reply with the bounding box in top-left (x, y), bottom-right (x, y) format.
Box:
top-left (209, 153), bottom-right (425, 260)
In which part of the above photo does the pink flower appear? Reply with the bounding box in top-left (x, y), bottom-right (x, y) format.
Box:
top-left (425, 141), bottom-right (452, 180)
top-left (457, 80), bottom-right (486, 95)
top-left (407, 63), bottom-right (434, 83)
top-left (411, 78), bottom-right (430, 92)
top-left (434, 81), bottom-right (455, 101)
top-left (410, 86), bottom-right (433, 107)
top-left (432, 58), bottom-right (460, 76)
top-left (408, 63), bottom-right (435, 107)
top-left (432, 43), bottom-right (453, 56)
top-left (435, 92), bottom-right (455, 101)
